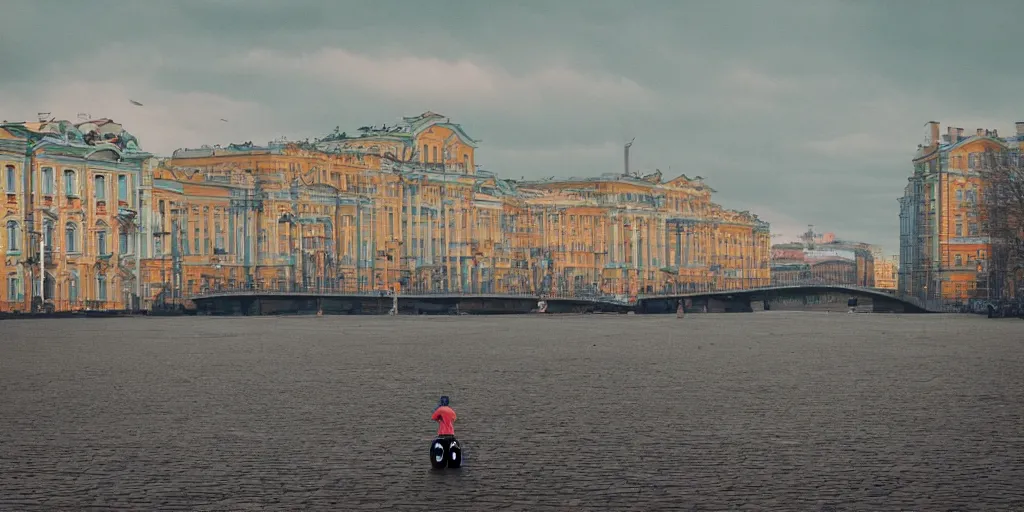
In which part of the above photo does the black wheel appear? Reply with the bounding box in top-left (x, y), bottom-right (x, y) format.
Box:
top-left (447, 439), bottom-right (462, 468)
top-left (430, 439), bottom-right (448, 469)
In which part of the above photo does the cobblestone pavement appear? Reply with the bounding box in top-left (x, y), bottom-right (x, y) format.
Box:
top-left (1, 313), bottom-right (1022, 511)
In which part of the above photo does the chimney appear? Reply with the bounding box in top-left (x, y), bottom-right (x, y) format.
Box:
top-left (957, 127), bottom-right (964, 139)
top-left (977, 128), bottom-right (985, 137)
top-left (947, 126), bottom-right (957, 142)
top-left (1016, 122), bottom-right (1024, 135)
top-left (926, 121), bottom-right (940, 146)
top-left (942, 134), bottom-right (950, 144)
top-left (991, 129), bottom-right (998, 138)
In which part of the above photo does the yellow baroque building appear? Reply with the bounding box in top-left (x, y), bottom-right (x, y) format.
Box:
top-left (2, 112), bottom-right (771, 311)
top-left (899, 122), bottom-right (1024, 303)
top-left (1, 119), bottom-right (152, 312)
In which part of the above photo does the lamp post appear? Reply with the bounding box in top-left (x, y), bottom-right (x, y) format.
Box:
top-left (28, 229), bottom-right (44, 309)
top-left (135, 185), bottom-right (143, 311)
top-left (154, 230), bottom-right (170, 307)
top-left (168, 203), bottom-right (185, 302)
top-left (231, 170), bottom-right (263, 290)
top-left (383, 238), bottom-right (403, 294)
top-left (277, 212), bottom-right (298, 291)
top-left (211, 262), bottom-right (222, 292)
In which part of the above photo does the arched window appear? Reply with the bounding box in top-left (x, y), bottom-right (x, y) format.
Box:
top-left (68, 270), bottom-right (79, 303)
top-left (43, 272), bottom-right (55, 300)
top-left (5, 220), bottom-right (20, 252)
top-left (65, 223), bottom-right (78, 253)
top-left (63, 169), bottom-right (78, 196)
top-left (96, 221), bottom-right (109, 255)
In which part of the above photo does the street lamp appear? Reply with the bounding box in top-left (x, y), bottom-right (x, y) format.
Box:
top-left (277, 212), bottom-right (299, 291)
top-left (154, 230), bottom-right (170, 306)
top-left (383, 238), bottom-right (403, 294)
top-left (28, 229), bottom-right (44, 309)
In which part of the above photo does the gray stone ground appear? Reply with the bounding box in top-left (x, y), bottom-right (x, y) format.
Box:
top-left (0, 313), bottom-right (1022, 511)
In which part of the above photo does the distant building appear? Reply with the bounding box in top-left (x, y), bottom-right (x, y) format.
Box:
top-left (873, 253), bottom-right (898, 291)
top-left (1, 112), bottom-right (773, 311)
top-left (898, 121), bottom-right (1024, 303)
top-left (770, 229), bottom-right (875, 287)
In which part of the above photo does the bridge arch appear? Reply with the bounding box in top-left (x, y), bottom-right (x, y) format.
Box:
top-left (635, 284), bottom-right (932, 314)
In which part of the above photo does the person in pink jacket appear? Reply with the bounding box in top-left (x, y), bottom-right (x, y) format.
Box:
top-left (432, 395), bottom-right (457, 436)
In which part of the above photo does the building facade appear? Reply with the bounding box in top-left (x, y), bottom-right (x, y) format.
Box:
top-left (1, 118), bottom-right (151, 312)
top-left (898, 121), bottom-right (1024, 303)
top-left (2, 112), bottom-right (772, 311)
top-left (769, 230), bottom-right (875, 288)
top-left (873, 252), bottom-right (898, 291)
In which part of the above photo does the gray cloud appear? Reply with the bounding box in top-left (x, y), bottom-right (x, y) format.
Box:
top-left (2, 0), bottom-right (1022, 254)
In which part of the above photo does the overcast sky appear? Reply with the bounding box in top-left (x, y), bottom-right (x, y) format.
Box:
top-left (2, 0), bottom-right (1021, 254)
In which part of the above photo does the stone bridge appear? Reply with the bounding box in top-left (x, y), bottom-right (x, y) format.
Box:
top-left (636, 284), bottom-right (933, 314)
top-left (188, 291), bottom-right (632, 316)
top-left (187, 284), bottom-right (932, 316)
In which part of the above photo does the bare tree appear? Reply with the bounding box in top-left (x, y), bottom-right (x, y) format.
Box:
top-left (980, 149), bottom-right (1024, 300)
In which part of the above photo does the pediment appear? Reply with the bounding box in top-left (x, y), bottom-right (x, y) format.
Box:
top-left (87, 148), bottom-right (122, 162)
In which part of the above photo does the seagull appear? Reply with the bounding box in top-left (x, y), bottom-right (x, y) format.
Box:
top-left (129, 100), bottom-right (143, 106)
top-left (220, 118), bottom-right (229, 122)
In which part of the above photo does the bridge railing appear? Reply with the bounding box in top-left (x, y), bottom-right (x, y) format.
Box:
top-left (188, 283), bottom-right (540, 299)
top-left (184, 279), bottom-right (950, 312)
top-left (0, 299), bottom-right (119, 314)
top-left (634, 279), bottom-right (884, 299)
top-left (187, 278), bottom-right (780, 301)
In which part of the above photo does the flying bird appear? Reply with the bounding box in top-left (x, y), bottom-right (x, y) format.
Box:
top-left (129, 100), bottom-right (143, 106)
top-left (220, 118), bottom-right (229, 122)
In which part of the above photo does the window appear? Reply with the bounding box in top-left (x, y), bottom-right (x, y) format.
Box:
top-left (117, 175), bottom-right (128, 202)
top-left (119, 231), bottom-right (129, 254)
top-left (433, 146), bottom-right (438, 163)
top-left (423, 144), bottom-right (429, 163)
top-left (4, 165), bottom-right (15, 192)
top-left (215, 214), bottom-right (225, 253)
top-left (96, 222), bottom-right (111, 255)
top-left (955, 189), bottom-right (963, 202)
top-left (68, 271), bottom-right (79, 303)
top-left (5, 221), bottom-right (20, 252)
top-left (43, 221), bottom-right (53, 249)
top-left (7, 274), bottom-right (20, 300)
top-left (42, 167), bottom-right (54, 195)
top-left (955, 223), bottom-right (963, 237)
top-left (968, 223), bottom-right (979, 236)
top-left (97, 230), bottom-right (108, 255)
top-left (64, 170), bottom-right (78, 196)
top-left (65, 223), bottom-right (78, 252)
top-left (94, 175), bottom-right (106, 200)
top-left (97, 275), bottom-right (107, 301)
top-left (955, 254), bottom-right (963, 267)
